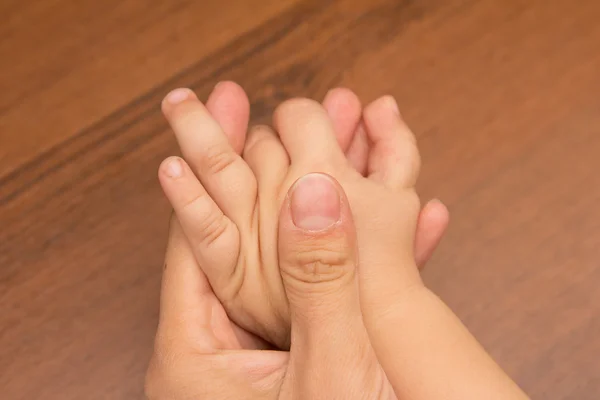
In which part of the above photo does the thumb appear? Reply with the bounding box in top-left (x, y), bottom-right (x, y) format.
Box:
top-left (278, 173), bottom-right (358, 333)
top-left (278, 173), bottom-right (371, 388)
top-left (278, 173), bottom-right (387, 398)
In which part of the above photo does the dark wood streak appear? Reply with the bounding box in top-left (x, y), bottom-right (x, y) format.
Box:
top-left (0, 1), bottom-right (313, 204)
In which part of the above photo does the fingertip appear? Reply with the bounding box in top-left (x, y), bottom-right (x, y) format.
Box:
top-left (214, 80), bottom-right (247, 97)
top-left (323, 87), bottom-right (361, 109)
top-left (363, 95), bottom-right (400, 126)
top-left (423, 199), bottom-right (450, 226)
top-left (159, 156), bottom-right (185, 180)
top-left (364, 94), bottom-right (419, 188)
top-left (381, 95), bottom-right (400, 115)
top-left (162, 88), bottom-right (197, 113)
top-left (206, 81), bottom-right (250, 154)
top-left (158, 157), bottom-right (196, 203)
top-left (323, 88), bottom-right (362, 152)
top-left (274, 98), bottom-right (344, 165)
top-left (414, 199), bottom-right (449, 268)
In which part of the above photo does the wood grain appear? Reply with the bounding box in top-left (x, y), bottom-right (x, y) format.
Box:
top-left (1, 0), bottom-right (599, 398)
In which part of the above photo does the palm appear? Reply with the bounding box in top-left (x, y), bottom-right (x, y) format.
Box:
top-left (201, 289), bottom-right (263, 350)
top-left (188, 247), bottom-right (397, 399)
top-left (181, 265), bottom-right (396, 400)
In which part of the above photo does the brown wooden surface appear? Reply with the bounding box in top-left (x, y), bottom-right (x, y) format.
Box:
top-left (1, 0), bottom-right (599, 398)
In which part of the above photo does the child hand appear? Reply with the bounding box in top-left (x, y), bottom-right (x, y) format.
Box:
top-left (158, 85), bottom-right (448, 348)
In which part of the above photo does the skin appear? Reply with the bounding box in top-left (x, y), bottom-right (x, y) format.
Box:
top-left (147, 90), bottom-right (529, 399)
top-left (158, 83), bottom-right (449, 349)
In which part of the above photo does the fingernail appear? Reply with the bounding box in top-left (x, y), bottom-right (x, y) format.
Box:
top-left (290, 173), bottom-right (341, 231)
top-left (164, 88), bottom-right (191, 105)
top-left (165, 158), bottom-right (183, 178)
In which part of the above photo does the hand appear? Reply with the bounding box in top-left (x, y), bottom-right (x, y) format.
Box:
top-left (276, 171), bottom-right (529, 399)
top-left (147, 172), bottom-right (526, 399)
top-left (146, 174), bottom-right (391, 400)
top-left (158, 83), bottom-right (449, 348)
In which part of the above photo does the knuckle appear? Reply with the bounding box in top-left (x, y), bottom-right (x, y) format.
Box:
top-left (197, 211), bottom-right (230, 246)
top-left (179, 190), bottom-right (209, 213)
top-left (203, 144), bottom-right (239, 175)
top-left (283, 259), bottom-right (347, 286)
top-left (282, 238), bottom-right (353, 285)
top-left (178, 190), bottom-right (230, 247)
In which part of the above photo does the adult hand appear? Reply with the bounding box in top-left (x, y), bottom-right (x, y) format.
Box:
top-left (146, 173), bottom-right (390, 399)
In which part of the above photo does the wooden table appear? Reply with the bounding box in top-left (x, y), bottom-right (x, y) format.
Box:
top-left (1, 1), bottom-right (599, 398)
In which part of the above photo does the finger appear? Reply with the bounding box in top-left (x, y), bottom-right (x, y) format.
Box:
top-left (414, 199), bottom-right (450, 269)
top-left (345, 122), bottom-right (369, 175)
top-left (363, 95), bottom-right (421, 189)
top-left (243, 124), bottom-right (289, 190)
top-left (157, 215), bottom-right (220, 353)
top-left (158, 156), bottom-right (239, 292)
top-left (279, 173), bottom-right (358, 325)
top-left (146, 217), bottom-right (219, 400)
top-left (162, 88), bottom-right (256, 223)
top-left (323, 88), bottom-right (370, 174)
top-left (278, 173), bottom-right (372, 393)
top-left (273, 98), bottom-right (346, 167)
top-left (322, 87), bottom-right (362, 153)
top-left (205, 81), bottom-right (250, 155)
